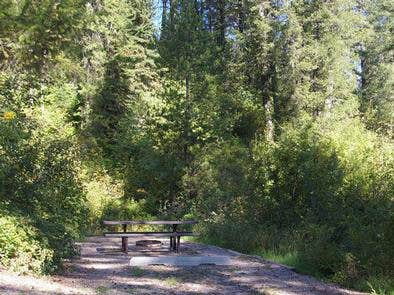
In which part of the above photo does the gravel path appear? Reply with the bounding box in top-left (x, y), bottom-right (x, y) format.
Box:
top-left (0, 236), bottom-right (367, 295)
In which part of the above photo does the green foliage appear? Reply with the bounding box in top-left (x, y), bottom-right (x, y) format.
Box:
top-left (0, 102), bottom-right (87, 273)
top-left (358, 0), bottom-right (394, 137)
top-left (131, 266), bottom-right (144, 277)
top-left (85, 0), bottom-right (160, 155)
top-left (0, 210), bottom-right (54, 274)
top-left (0, 0), bottom-right (87, 73)
top-left (184, 139), bottom-right (258, 250)
top-left (193, 116), bottom-right (393, 291)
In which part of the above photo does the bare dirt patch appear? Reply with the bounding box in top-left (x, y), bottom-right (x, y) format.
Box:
top-left (0, 236), bottom-right (367, 294)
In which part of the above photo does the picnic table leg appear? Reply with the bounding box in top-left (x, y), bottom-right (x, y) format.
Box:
top-left (122, 224), bottom-right (128, 253)
top-left (122, 237), bottom-right (128, 252)
top-left (176, 236), bottom-right (180, 253)
top-left (171, 224), bottom-right (178, 252)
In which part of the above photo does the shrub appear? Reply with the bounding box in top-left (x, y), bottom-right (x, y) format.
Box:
top-left (251, 117), bottom-right (394, 287)
top-left (80, 161), bottom-right (154, 233)
top-left (0, 107), bottom-right (87, 274)
top-left (183, 139), bottom-right (258, 250)
top-left (190, 116), bottom-right (393, 291)
top-left (0, 211), bottom-right (54, 274)
top-left (100, 198), bottom-right (153, 228)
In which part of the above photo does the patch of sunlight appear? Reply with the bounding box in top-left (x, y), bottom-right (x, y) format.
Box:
top-left (95, 285), bottom-right (109, 294)
top-left (0, 271), bottom-right (93, 294)
top-left (254, 249), bottom-right (299, 268)
top-left (164, 277), bottom-right (178, 287)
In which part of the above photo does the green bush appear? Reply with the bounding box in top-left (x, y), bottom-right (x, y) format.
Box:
top-left (183, 139), bottom-right (258, 250)
top-left (80, 161), bottom-right (154, 233)
top-left (251, 117), bottom-right (393, 287)
top-left (100, 198), bottom-right (153, 227)
top-left (190, 116), bottom-right (393, 291)
top-left (0, 211), bottom-right (54, 274)
top-left (0, 108), bottom-right (87, 274)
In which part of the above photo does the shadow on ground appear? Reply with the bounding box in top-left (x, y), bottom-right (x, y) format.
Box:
top-left (0, 236), bottom-right (366, 295)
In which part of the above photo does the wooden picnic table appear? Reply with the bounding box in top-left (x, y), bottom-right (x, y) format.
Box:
top-left (103, 220), bottom-right (198, 253)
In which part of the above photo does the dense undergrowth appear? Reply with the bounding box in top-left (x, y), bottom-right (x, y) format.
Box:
top-left (0, 109), bottom-right (87, 273)
top-left (191, 116), bottom-right (393, 293)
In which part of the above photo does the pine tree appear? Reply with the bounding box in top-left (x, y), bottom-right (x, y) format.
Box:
top-left (85, 0), bottom-right (159, 152)
top-left (280, 0), bottom-right (363, 119)
top-left (357, 0), bottom-right (393, 137)
top-left (159, 0), bottom-right (213, 163)
top-left (0, 0), bottom-right (86, 73)
top-left (240, 0), bottom-right (279, 141)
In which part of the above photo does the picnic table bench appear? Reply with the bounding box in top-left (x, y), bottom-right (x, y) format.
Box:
top-left (103, 220), bottom-right (198, 253)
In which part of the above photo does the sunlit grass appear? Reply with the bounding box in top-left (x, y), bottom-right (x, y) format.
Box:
top-left (254, 249), bottom-right (299, 267)
top-left (164, 277), bottom-right (178, 287)
top-left (254, 249), bottom-right (393, 295)
top-left (181, 236), bottom-right (198, 242)
top-left (253, 248), bottom-right (329, 283)
top-left (363, 277), bottom-right (394, 295)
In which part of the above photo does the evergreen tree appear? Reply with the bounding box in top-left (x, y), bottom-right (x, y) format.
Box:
top-left (159, 0), bottom-right (215, 163)
top-left (358, 0), bottom-right (393, 137)
top-left (240, 0), bottom-right (279, 141)
top-left (84, 0), bottom-right (159, 152)
top-left (277, 0), bottom-right (363, 119)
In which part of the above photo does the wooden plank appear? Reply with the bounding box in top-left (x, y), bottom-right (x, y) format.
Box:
top-left (104, 232), bottom-right (196, 238)
top-left (104, 231), bottom-right (194, 234)
top-left (103, 220), bottom-right (198, 226)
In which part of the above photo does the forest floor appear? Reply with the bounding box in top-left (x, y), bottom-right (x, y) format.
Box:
top-left (0, 236), bottom-right (367, 295)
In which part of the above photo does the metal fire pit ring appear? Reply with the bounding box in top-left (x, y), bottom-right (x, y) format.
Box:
top-left (136, 240), bottom-right (162, 249)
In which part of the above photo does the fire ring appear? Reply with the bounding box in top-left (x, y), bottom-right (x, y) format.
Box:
top-left (135, 240), bottom-right (162, 248)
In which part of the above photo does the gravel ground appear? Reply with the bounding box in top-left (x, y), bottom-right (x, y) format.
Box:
top-left (0, 236), bottom-right (367, 295)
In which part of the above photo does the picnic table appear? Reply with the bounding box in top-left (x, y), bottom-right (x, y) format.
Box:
top-left (103, 220), bottom-right (198, 253)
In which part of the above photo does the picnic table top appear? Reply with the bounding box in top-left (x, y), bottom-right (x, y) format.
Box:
top-left (103, 220), bottom-right (198, 225)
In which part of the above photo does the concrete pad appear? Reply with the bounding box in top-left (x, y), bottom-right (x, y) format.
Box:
top-left (129, 256), bottom-right (232, 266)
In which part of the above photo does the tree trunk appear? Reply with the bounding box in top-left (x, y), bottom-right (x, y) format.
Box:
top-left (258, 1), bottom-right (275, 142)
top-left (161, 0), bottom-right (168, 29)
top-left (325, 71), bottom-right (334, 112)
top-left (265, 96), bottom-right (274, 142)
top-left (217, 0), bottom-right (226, 49)
top-left (238, 0), bottom-right (244, 32)
top-left (184, 75), bottom-right (190, 164)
